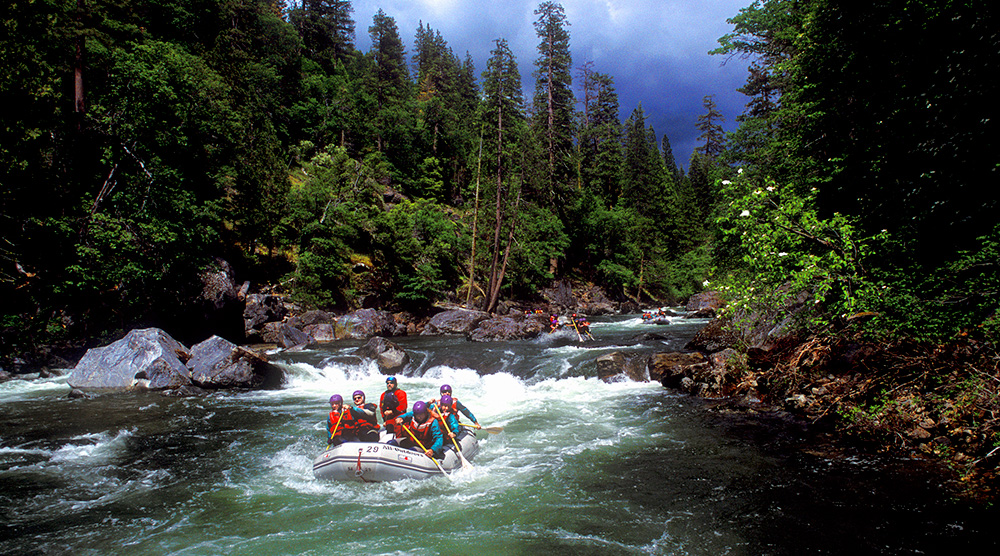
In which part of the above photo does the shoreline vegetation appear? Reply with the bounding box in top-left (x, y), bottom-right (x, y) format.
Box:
top-left (2, 1), bottom-right (998, 501)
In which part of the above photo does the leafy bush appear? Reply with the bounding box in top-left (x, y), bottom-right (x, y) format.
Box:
top-left (714, 174), bottom-right (885, 331)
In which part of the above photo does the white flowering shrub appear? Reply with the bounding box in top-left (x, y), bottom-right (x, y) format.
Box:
top-left (714, 175), bottom-right (886, 331)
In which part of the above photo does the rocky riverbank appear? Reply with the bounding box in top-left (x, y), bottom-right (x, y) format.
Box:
top-left (636, 293), bottom-right (1000, 502)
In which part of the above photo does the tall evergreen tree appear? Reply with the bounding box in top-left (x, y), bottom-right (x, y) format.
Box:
top-left (289, 0), bottom-right (355, 68)
top-left (621, 105), bottom-right (668, 215)
top-left (694, 94), bottom-right (726, 159)
top-left (531, 1), bottom-right (575, 208)
top-left (661, 133), bottom-right (681, 180)
top-left (578, 70), bottom-right (623, 208)
top-left (365, 9), bottom-right (413, 171)
top-left (480, 38), bottom-right (526, 313)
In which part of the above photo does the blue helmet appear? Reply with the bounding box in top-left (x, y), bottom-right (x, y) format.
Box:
top-left (413, 401), bottom-right (427, 415)
top-left (386, 376), bottom-right (397, 385)
top-left (329, 394), bottom-right (342, 405)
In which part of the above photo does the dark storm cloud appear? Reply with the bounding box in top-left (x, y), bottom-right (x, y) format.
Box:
top-left (350, 0), bottom-right (751, 166)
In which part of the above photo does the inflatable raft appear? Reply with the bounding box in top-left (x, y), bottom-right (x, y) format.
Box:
top-left (312, 429), bottom-right (480, 482)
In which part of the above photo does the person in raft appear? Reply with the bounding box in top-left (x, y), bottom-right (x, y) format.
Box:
top-left (326, 394), bottom-right (356, 446)
top-left (349, 390), bottom-right (380, 442)
top-left (391, 401), bottom-right (444, 459)
top-left (432, 384), bottom-right (480, 429)
top-left (380, 377), bottom-right (407, 439)
top-left (431, 394), bottom-right (462, 445)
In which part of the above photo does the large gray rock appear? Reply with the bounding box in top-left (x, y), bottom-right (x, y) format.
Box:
top-left (67, 328), bottom-right (191, 390)
top-left (262, 322), bottom-right (317, 349)
top-left (187, 336), bottom-right (284, 389)
top-left (685, 319), bottom-right (739, 354)
top-left (596, 351), bottom-right (648, 383)
top-left (650, 351), bottom-right (735, 398)
top-left (685, 291), bottom-right (726, 312)
top-left (467, 313), bottom-right (547, 342)
top-left (303, 323), bottom-right (337, 342)
top-left (421, 309), bottom-right (491, 335)
top-left (243, 294), bottom-right (286, 340)
top-left (336, 309), bottom-right (399, 339)
top-left (352, 336), bottom-right (409, 374)
top-left (288, 310), bottom-right (334, 329)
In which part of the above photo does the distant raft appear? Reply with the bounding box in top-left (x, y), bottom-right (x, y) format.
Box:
top-left (312, 429), bottom-right (480, 482)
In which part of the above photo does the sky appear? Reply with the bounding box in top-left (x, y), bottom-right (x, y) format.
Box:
top-left (348, 0), bottom-right (753, 169)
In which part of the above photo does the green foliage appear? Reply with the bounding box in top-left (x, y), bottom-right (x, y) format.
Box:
top-left (714, 174), bottom-right (885, 331)
top-left (715, 0), bottom-right (1000, 343)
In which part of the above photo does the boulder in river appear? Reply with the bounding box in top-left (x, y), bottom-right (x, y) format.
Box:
top-left (262, 322), bottom-right (317, 349)
top-left (67, 328), bottom-right (192, 390)
top-left (467, 313), bottom-right (547, 342)
top-left (303, 323), bottom-right (337, 342)
top-left (352, 336), bottom-right (409, 374)
top-left (243, 294), bottom-right (287, 341)
top-left (596, 351), bottom-right (648, 383)
top-left (336, 309), bottom-right (399, 339)
top-left (187, 335), bottom-right (284, 389)
top-left (421, 309), bottom-right (491, 335)
top-left (685, 291), bottom-right (726, 313)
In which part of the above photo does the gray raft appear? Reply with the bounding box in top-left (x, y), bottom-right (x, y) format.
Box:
top-left (313, 429), bottom-right (480, 482)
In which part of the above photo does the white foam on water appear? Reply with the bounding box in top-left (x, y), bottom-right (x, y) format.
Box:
top-left (50, 429), bottom-right (134, 465)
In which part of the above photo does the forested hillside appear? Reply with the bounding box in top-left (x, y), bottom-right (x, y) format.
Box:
top-left (2, 0), bottom-right (997, 365)
top-left (1, 0), bottom-right (723, 357)
top-left (711, 0), bottom-right (999, 341)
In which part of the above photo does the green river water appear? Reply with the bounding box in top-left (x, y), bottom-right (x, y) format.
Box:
top-left (1, 315), bottom-right (996, 555)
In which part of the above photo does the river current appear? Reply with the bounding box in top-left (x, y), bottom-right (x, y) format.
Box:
top-left (1, 315), bottom-right (996, 555)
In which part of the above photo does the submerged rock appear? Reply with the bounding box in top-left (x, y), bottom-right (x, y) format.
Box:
top-left (67, 328), bottom-right (192, 390)
top-left (596, 351), bottom-right (648, 383)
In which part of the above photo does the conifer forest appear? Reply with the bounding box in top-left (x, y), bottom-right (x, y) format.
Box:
top-left (2, 0), bottom-right (998, 358)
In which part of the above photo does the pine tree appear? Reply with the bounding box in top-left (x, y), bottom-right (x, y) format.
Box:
top-left (621, 105), bottom-right (668, 215)
top-left (695, 94), bottom-right (726, 159)
top-left (578, 69), bottom-right (623, 207)
top-left (410, 22), bottom-right (478, 201)
top-left (661, 133), bottom-right (681, 180)
top-left (531, 1), bottom-right (575, 209)
top-left (480, 38), bottom-right (526, 313)
top-left (366, 10), bottom-right (411, 157)
top-left (289, 0), bottom-right (355, 68)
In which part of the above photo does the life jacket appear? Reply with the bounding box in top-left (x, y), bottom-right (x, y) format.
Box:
top-left (405, 414), bottom-right (436, 444)
top-left (353, 403), bottom-right (379, 431)
top-left (380, 389), bottom-right (408, 419)
top-left (328, 408), bottom-right (356, 436)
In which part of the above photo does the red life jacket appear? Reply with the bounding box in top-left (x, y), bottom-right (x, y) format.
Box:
top-left (380, 389), bottom-right (408, 419)
top-left (353, 403), bottom-right (379, 431)
top-left (328, 408), bottom-right (356, 435)
top-left (405, 415), bottom-right (435, 444)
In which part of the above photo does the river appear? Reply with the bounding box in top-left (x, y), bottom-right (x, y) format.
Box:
top-left (1, 315), bottom-right (996, 555)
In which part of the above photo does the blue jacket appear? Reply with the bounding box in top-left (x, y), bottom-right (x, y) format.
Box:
top-left (426, 402), bottom-right (463, 436)
top-left (397, 412), bottom-right (444, 455)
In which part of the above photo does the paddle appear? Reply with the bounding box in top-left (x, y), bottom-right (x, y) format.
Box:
top-left (399, 421), bottom-right (449, 478)
top-left (460, 423), bottom-right (504, 434)
top-left (433, 408), bottom-right (473, 471)
top-left (326, 408), bottom-right (345, 450)
top-left (569, 316), bottom-right (583, 342)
